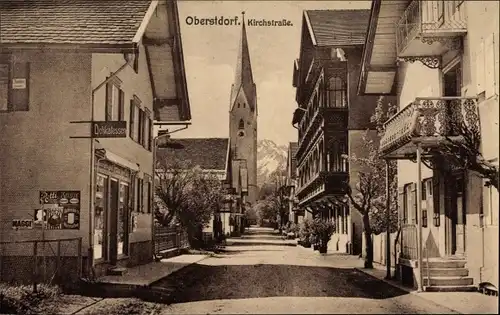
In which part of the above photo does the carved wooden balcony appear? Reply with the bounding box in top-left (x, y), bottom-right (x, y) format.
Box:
top-left (380, 97), bottom-right (479, 158)
top-left (396, 0), bottom-right (467, 68)
top-left (297, 171), bottom-right (348, 205)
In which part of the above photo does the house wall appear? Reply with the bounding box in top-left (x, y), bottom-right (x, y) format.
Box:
top-left (460, 0), bottom-right (499, 288)
top-left (0, 51), bottom-right (92, 248)
top-left (91, 44), bottom-right (154, 267)
top-left (395, 0), bottom-right (499, 288)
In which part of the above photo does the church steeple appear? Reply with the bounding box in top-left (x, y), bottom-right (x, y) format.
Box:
top-left (230, 11), bottom-right (256, 112)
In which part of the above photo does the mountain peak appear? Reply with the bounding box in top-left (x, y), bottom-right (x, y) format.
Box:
top-left (257, 139), bottom-right (288, 188)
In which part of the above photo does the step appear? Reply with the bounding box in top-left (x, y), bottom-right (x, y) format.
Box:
top-left (423, 276), bottom-right (473, 286)
top-left (425, 285), bottom-right (478, 292)
top-left (424, 268), bottom-right (469, 277)
top-left (107, 267), bottom-right (128, 276)
top-left (426, 260), bottom-right (467, 269)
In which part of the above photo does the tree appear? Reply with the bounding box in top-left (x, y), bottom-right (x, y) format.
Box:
top-left (266, 167), bottom-right (289, 230)
top-left (333, 96), bottom-right (398, 269)
top-left (155, 158), bottom-right (225, 247)
top-left (440, 114), bottom-right (499, 191)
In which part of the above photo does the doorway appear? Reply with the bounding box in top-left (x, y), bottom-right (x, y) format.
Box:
top-left (108, 178), bottom-right (119, 265)
top-left (444, 172), bottom-right (466, 257)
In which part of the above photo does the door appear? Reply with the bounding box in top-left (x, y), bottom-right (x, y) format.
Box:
top-left (94, 174), bottom-right (108, 261)
top-left (445, 172), bottom-right (466, 256)
top-left (108, 178), bottom-right (119, 265)
top-left (118, 182), bottom-right (130, 257)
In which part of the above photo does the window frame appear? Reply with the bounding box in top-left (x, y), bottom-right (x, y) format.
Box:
top-left (105, 78), bottom-right (123, 121)
top-left (0, 60), bottom-right (30, 112)
top-left (327, 76), bottom-right (347, 108)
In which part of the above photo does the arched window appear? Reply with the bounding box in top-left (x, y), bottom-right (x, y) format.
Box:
top-left (243, 103), bottom-right (246, 108)
top-left (238, 119), bottom-right (244, 129)
top-left (237, 103), bottom-right (240, 108)
top-left (327, 77), bottom-right (347, 108)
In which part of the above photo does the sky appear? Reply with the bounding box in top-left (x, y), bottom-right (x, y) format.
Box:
top-left (172, 0), bottom-right (371, 146)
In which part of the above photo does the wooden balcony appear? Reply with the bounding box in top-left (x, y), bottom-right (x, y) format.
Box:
top-left (396, 0), bottom-right (467, 66)
top-left (297, 171), bottom-right (348, 206)
top-left (380, 97), bottom-right (479, 159)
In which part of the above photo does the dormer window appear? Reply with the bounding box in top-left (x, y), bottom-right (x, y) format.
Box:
top-left (239, 119), bottom-right (244, 129)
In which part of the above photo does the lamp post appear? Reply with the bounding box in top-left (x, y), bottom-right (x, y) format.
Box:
top-left (385, 159), bottom-right (391, 280)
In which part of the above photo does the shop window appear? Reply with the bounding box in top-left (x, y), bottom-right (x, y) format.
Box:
top-left (94, 174), bottom-right (108, 260)
top-left (118, 182), bottom-right (130, 256)
top-left (0, 60), bottom-right (30, 112)
top-left (105, 78), bottom-right (124, 121)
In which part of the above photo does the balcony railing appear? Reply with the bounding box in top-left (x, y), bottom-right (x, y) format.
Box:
top-left (380, 97), bottom-right (479, 156)
top-left (396, 0), bottom-right (467, 56)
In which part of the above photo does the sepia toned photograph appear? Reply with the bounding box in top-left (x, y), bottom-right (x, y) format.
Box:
top-left (0, 0), bottom-right (498, 314)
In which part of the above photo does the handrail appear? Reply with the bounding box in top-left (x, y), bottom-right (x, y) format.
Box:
top-left (0, 237), bottom-right (82, 245)
top-left (425, 246), bottom-right (431, 290)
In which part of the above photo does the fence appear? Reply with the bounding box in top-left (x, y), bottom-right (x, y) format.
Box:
top-left (0, 237), bottom-right (82, 290)
top-left (154, 225), bottom-right (189, 255)
top-left (362, 232), bottom-right (398, 267)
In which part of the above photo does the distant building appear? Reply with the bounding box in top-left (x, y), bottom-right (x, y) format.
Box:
top-left (291, 10), bottom-right (394, 255)
top-left (360, 0), bottom-right (499, 292)
top-left (227, 15), bottom-right (259, 234)
top-left (0, 0), bottom-right (190, 282)
top-left (155, 138), bottom-right (232, 239)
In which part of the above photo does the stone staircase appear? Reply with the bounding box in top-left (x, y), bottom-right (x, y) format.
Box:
top-left (422, 257), bottom-right (476, 292)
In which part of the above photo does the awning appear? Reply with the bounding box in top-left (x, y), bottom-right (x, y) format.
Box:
top-left (103, 150), bottom-right (140, 172)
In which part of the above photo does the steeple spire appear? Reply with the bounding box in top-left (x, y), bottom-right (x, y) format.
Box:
top-left (230, 11), bottom-right (256, 111)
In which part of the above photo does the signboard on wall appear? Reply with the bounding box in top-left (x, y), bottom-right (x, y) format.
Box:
top-left (12, 219), bottom-right (33, 230)
top-left (39, 191), bottom-right (81, 230)
top-left (91, 121), bottom-right (127, 138)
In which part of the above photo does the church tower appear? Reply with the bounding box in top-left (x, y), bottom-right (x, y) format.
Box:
top-left (229, 12), bottom-right (258, 206)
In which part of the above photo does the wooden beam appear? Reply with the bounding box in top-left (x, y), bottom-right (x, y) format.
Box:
top-left (367, 65), bottom-right (397, 72)
top-left (143, 36), bottom-right (174, 46)
top-left (154, 98), bottom-right (181, 107)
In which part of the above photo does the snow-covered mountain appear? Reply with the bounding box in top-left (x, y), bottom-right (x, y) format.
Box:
top-left (257, 139), bottom-right (287, 188)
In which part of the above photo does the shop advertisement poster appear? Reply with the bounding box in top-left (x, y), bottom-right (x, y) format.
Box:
top-left (39, 191), bottom-right (81, 230)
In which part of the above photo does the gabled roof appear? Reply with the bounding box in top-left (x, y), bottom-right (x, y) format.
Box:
top-left (156, 138), bottom-right (230, 171)
top-left (0, 0), bottom-right (153, 49)
top-left (304, 9), bottom-right (371, 47)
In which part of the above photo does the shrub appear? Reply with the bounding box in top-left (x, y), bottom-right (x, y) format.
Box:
top-left (0, 284), bottom-right (61, 315)
top-left (299, 218), bottom-right (313, 245)
top-left (310, 218), bottom-right (336, 245)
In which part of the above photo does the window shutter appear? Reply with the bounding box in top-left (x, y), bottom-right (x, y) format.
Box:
top-left (138, 109), bottom-right (144, 145)
top-left (398, 186), bottom-right (405, 224)
top-left (476, 40), bottom-right (485, 94)
top-left (148, 117), bottom-right (153, 151)
top-left (118, 89), bottom-right (125, 121)
top-left (11, 62), bottom-right (30, 111)
top-left (410, 183), bottom-right (417, 224)
top-left (485, 34), bottom-right (497, 99)
top-left (432, 175), bottom-right (440, 227)
top-left (129, 100), bottom-right (135, 139)
top-left (105, 82), bottom-right (112, 121)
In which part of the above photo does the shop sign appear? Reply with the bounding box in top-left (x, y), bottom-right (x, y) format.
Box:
top-left (39, 191), bottom-right (81, 230)
top-left (91, 121), bottom-right (127, 138)
top-left (12, 78), bottom-right (26, 89)
top-left (12, 219), bottom-right (33, 230)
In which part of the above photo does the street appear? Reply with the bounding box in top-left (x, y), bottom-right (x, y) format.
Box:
top-left (151, 227), bottom-right (458, 314)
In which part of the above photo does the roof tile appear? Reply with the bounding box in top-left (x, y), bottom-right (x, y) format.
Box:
top-left (0, 0), bottom-right (151, 45)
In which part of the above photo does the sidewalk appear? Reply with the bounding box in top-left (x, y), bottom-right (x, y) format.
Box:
top-left (355, 261), bottom-right (499, 314)
top-left (52, 254), bottom-right (209, 314)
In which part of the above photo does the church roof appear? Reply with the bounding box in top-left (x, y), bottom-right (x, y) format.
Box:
top-left (304, 9), bottom-right (370, 47)
top-left (156, 138), bottom-right (229, 171)
top-left (230, 16), bottom-right (256, 111)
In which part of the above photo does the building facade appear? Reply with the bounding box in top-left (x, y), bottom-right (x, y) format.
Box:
top-left (0, 0), bottom-right (190, 282)
top-left (291, 9), bottom-right (384, 255)
top-left (285, 142), bottom-right (301, 224)
top-left (359, 0), bottom-right (499, 291)
top-left (227, 16), bottom-right (259, 234)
